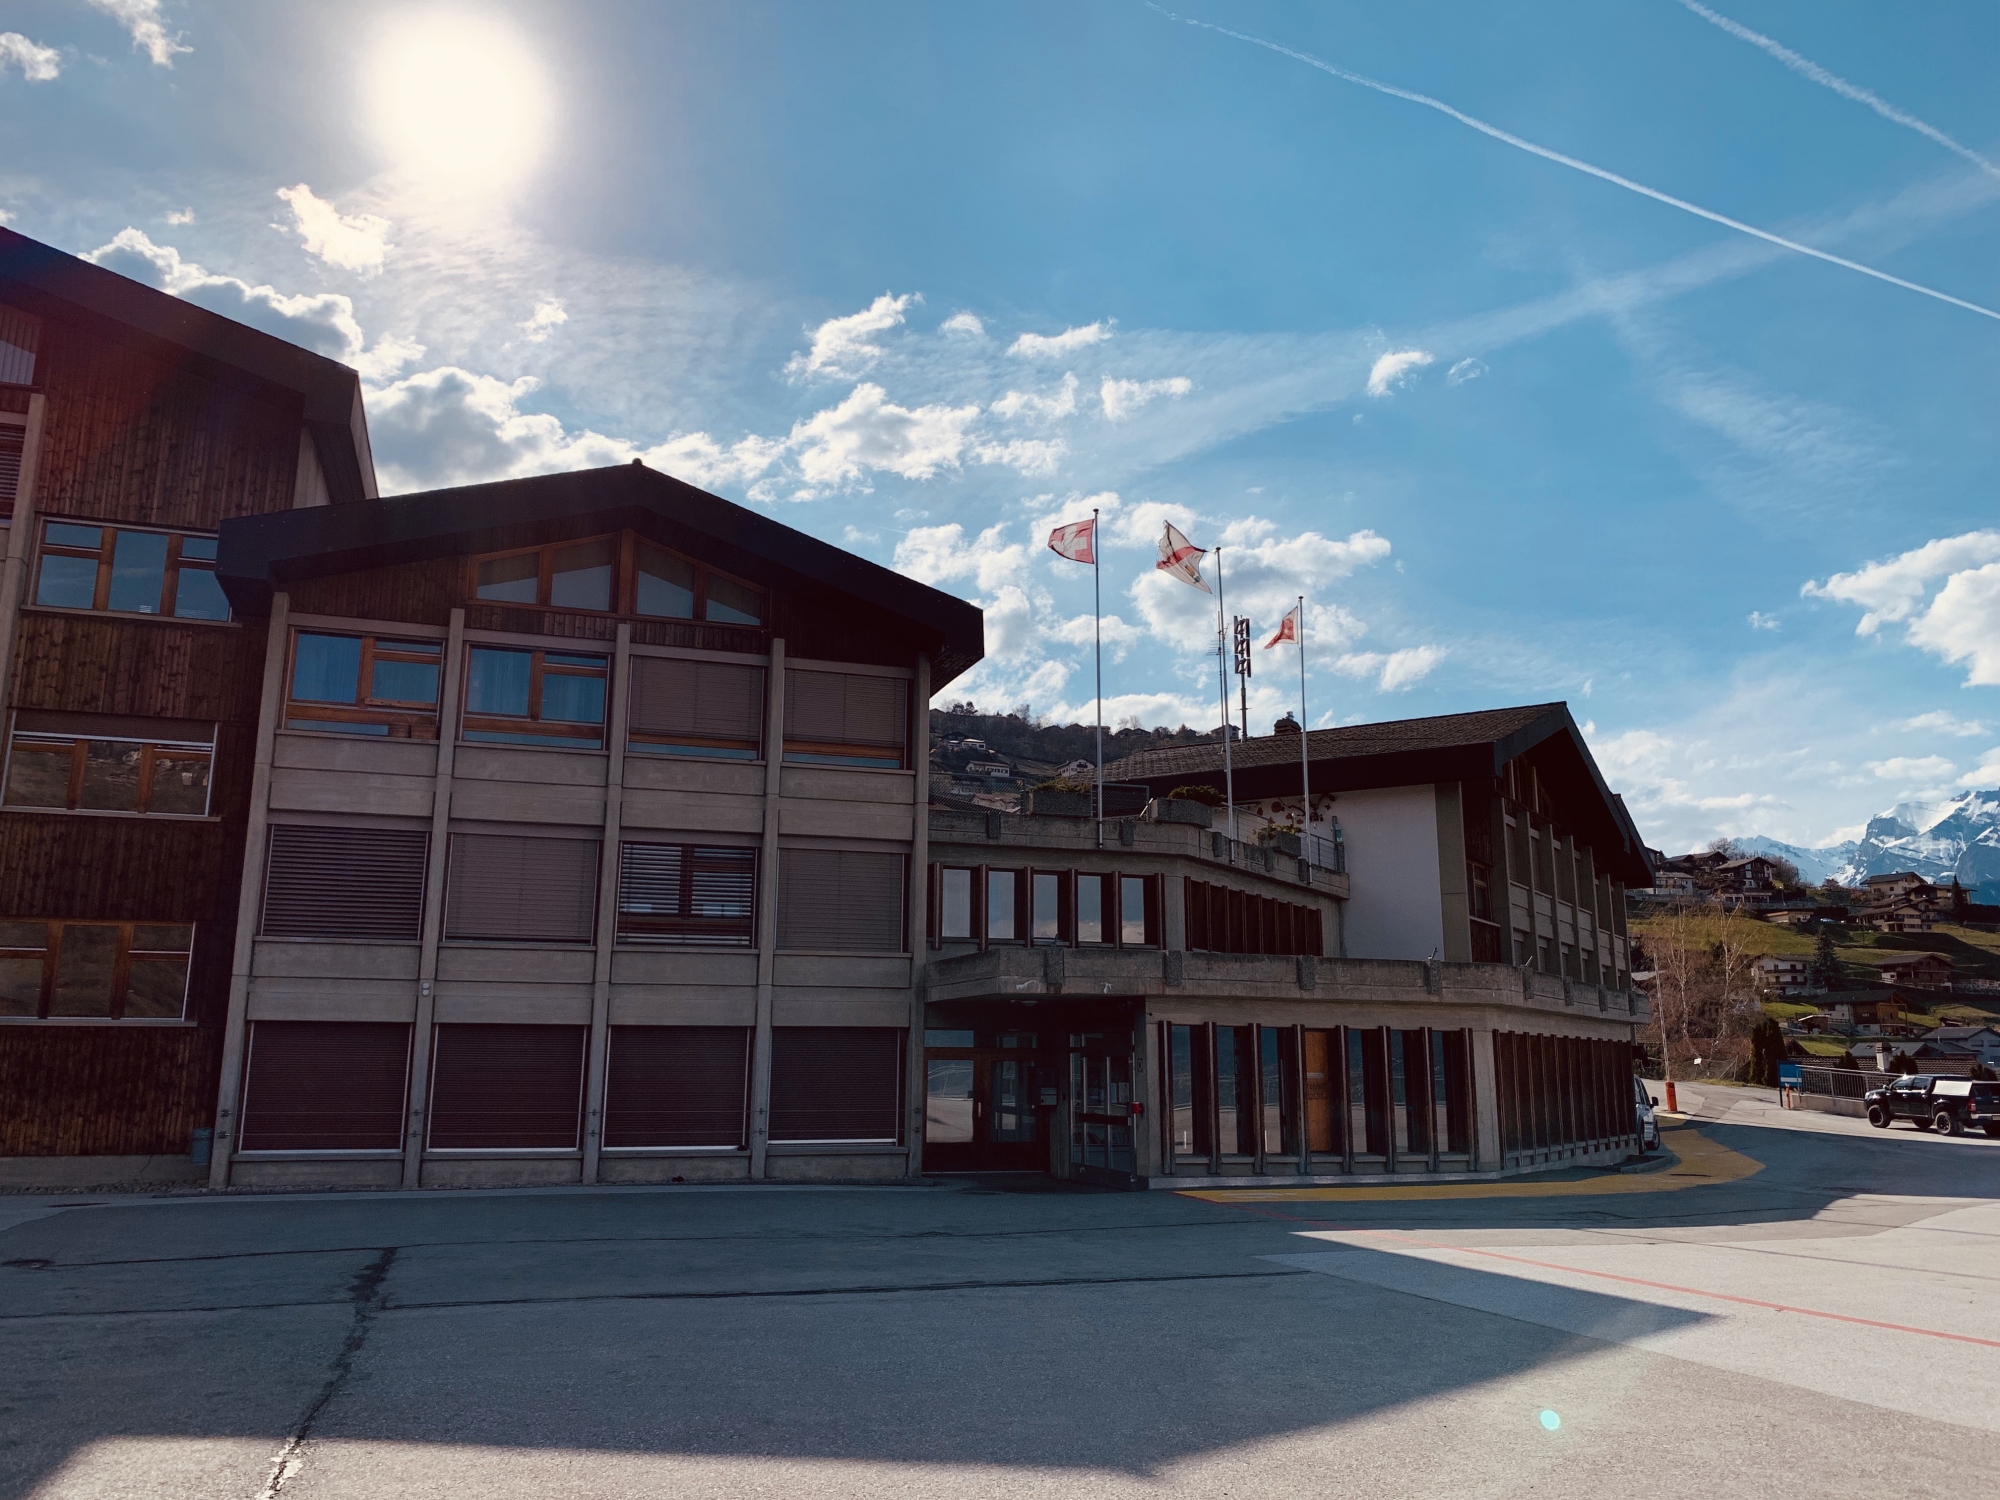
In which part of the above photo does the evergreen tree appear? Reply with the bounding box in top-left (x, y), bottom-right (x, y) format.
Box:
top-left (1747, 1017), bottom-right (1784, 1087)
top-left (1810, 923), bottom-right (1840, 990)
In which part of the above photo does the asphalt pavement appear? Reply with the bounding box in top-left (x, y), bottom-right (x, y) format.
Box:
top-left (2, 1090), bottom-right (1995, 1499)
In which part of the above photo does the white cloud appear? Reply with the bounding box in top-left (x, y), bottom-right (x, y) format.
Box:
top-left (991, 372), bottom-right (1078, 422)
top-left (1100, 375), bottom-right (1192, 421)
top-left (785, 292), bottom-right (916, 380)
top-left (972, 437), bottom-right (1067, 477)
top-left (1959, 747), bottom-right (2000, 788)
top-left (350, 335), bottom-right (426, 384)
top-left (0, 32), bottom-right (61, 81)
top-left (1333, 645), bottom-right (1445, 692)
top-left (87, 0), bottom-right (189, 68)
top-left (1008, 322), bottom-right (1112, 358)
top-left (164, 207), bottom-right (194, 225)
top-left (1893, 711), bottom-right (1987, 738)
top-left (1868, 756), bottom-right (1955, 782)
top-left (1747, 611), bottom-right (1780, 630)
top-left (1801, 529), bottom-right (2000, 633)
top-left (786, 382), bottom-right (981, 491)
top-left (940, 311), bottom-right (985, 338)
top-left (275, 184), bottom-right (393, 275)
top-left (893, 522), bottom-right (1029, 595)
top-left (1906, 561), bottom-right (2000, 688)
top-left (520, 298), bottom-right (568, 342)
top-left (1365, 348), bottom-right (1433, 396)
top-left (1445, 357), bottom-right (1486, 385)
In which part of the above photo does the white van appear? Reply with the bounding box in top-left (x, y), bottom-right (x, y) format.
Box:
top-left (1633, 1075), bottom-right (1662, 1152)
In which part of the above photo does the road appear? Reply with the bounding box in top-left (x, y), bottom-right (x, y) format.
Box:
top-left (1, 1089), bottom-right (1995, 1499)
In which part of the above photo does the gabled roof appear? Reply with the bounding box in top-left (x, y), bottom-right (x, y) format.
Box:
top-left (1924, 1026), bottom-right (2000, 1041)
top-left (215, 461), bottom-right (985, 688)
top-left (1875, 952), bottom-right (1951, 967)
top-left (1108, 701), bottom-right (1651, 883)
top-left (0, 227), bottom-right (375, 504)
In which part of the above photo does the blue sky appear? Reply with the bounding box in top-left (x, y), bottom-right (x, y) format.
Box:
top-left (3, 0), bottom-right (1996, 854)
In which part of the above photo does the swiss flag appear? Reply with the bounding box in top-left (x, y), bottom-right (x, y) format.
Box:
top-left (1047, 517), bottom-right (1096, 564)
top-left (1264, 604), bottom-right (1300, 649)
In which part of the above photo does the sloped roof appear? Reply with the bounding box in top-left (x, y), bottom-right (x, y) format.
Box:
top-left (0, 227), bottom-right (375, 504)
top-left (216, 461), bottom-right (985, 688)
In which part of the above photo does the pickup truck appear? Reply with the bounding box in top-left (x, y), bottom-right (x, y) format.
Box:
top-left (1864, 1075), bottom-right (2000, 1136)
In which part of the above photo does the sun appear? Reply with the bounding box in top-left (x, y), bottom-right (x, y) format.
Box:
top-left (367, 12), bottom-right (552, 192)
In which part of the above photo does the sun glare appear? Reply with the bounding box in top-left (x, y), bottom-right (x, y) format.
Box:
top-left (368, 13), bottom-right (551, 192)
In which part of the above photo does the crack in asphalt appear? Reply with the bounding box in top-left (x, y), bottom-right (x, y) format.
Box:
top-left (254, 1245), bottom-right (397, 1500)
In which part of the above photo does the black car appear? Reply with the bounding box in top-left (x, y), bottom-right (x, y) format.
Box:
top-left (1864, 1076), bottom-right (2000, 1136)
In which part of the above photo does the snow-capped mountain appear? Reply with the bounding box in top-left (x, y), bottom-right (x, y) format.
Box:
top-left (1739, 790), bottom-right (2000, 901)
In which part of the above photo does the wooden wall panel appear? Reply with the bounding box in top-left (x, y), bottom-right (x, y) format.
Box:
top-left (9, 615), bottom-right (268, 723)
top-left (774, 584), bottom-right (918, 672)
top-left (0, 1025), bottom-right (222, 1156)
top-left (287, 556), bottom-right (464, 627)
top-left (31, 327), bottom-right (300, 530)
top-left (0, 814), bottom-right (241, 921)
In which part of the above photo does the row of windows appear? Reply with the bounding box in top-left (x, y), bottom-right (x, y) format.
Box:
top-left (32, 521), bottom-right (229, 620)
top-left (471, 533), bottom-right (764, 625)
top-left (287, 629), bottom-right (910, 766)
top-left (1512, 927), bottom-right (1628, 989)
top-left (258, 826), bottom-right (909, 954)
top-left (236, 1021), bottom-right (903, 1152)
top-left (2, 717), bottom-right (214, 817)
top-left (930, 865), bottom-right (1160, 948)
top-left (1494, 1032), bottom-right (1637, 1156)
top-left (0, 921), bottom-right (193, 1021)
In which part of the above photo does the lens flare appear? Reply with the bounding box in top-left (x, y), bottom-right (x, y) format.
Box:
top-left (1539, 1409), bottom-right (1561, 1431)
top-left (367, 12), bottom-right (551, 192)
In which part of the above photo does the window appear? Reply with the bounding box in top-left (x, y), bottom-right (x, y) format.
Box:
top-left (1182, 879), bottom-right (1319, 956)
top-left (986, 868), bottom-right (1020, 942)
top-left (239, 1021), bottom-right (411, 1151)
top-left (446, 834), bottom-right (600, 944)
top-left (1215, 1025), bottom-right (1255, 1155)
top-left (0, 920), bottom-right (192, 1020)
top-left (287, 632), bottom-right (441, 738)
top-left (627, 657), bottom-right (763, 760)
top-left (768, 1026), bottom-right (904, 1142)
top-left (427, 1023), bottom-right (587, 1149)
top-left (616, 843), bottom-right (756, 947)
top-left (261, 825), bottom-right (429, 941)
top-left (1032, 872), bottom-right (1062, 941)
top-left (777, 849), bottom-right (906, 952)
top-left (470, 534), bottom-right (765, 626)
top-left (1468, 861), bottom-right (1493, 921)
top-left (33, 521), bottom-right (229, 620)
top-left (1120, 876), bottom-right (1150, 945)
top-left (603, 1026), bottom-right (750, 1148)
top-left (1076, 873), bottom-right (1107, 944)
top-left (463, 646), bottom-right (607, 748)
top-left (1167, 1024), bottom-right (1211, 1157)
top-left (3, 713), bottom-right (214, 816)
top-left (783, 669), bottom-right (908, 768)
top-left (0, 422), bottom-right (22, 524)
top-left (937, 867), bottom-right (973, 941)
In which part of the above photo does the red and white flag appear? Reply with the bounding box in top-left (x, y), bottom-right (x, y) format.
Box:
top-left (1156, 522), bottom-right (1210, 593)
top-left (1263, 603), bottom-right (1300, 649)
top-left (1046, 517), bottom-right (1096, 564)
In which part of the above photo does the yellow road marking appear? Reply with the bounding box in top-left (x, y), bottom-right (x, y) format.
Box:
top-left (1175, 1122), bottom-right (1762, 1203)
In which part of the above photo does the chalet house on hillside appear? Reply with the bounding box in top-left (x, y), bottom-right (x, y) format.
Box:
top-left (1862, 872), bottom-right (1935, 903)
top-left (1714, 855), bottom-right (1778, 892)
top-left (1920, 1026), bottom-right (2000, 1066)
top-left (1821, 991), bottom-right (1910, 1031)
top-left (1860, 900), bottom-right (1935, 935)
top-left (1873, 952), bottom-right (1952, 991)
top-left (1756, 955), bottom-right (1814, 995)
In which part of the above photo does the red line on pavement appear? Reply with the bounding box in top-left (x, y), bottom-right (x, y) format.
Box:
top-left (1354, 1230), bottom-right (2000, 1349)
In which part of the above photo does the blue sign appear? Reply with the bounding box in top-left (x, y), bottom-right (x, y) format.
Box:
top-left (1778, 1062), bottom-right (1802, 1085)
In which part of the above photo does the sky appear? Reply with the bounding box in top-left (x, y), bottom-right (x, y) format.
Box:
top-left (2, 0), bottom-right (1996, 856)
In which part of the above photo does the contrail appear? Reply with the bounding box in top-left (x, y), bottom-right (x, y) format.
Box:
top-left (1675, 0), bottom-right (2000, 182)
top-left (1149, 5), bottom-right (2000, 322)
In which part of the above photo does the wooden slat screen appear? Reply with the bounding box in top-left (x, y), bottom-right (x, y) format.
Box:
top-left (1182, 879), bottom-right (1322, 957)
top-left (768, 1026), bottom-right (903, 1142)
top-left (784, 670), bottom-right (908, 750)
top-left (261, 825), bottom-right (429, 941)
top-left (616, 843), bottom-right (756, 947)
top-left (0, 426), bottom-right (23, 520)
top-left (445, 834), bottom-right (600, 943)
top-left (239, 1021), bottom-right (410, 1151)
top-left (777, 848), bottom-right (906, 952)
top-left (628, 657), bottom-right (765, 749)
top-left (602, 1026), bottom-right (750, 1147)
top-left (427, 1023), bottom-right (587, 1149)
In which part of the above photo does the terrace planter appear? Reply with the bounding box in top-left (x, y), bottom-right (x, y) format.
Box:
top-left (1260, 831), bottom-right (1303, 858)
top-left (1025, 790), bottom-right (1093, 819)
top-left (1153, 799), bottom-right (1213, 829)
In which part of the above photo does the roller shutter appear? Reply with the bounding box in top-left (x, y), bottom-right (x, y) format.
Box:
top-left (629, 658), bottom-right (764, 750)
top-left (445, 834), bottom-right (600, 943)
top-left (603, 1026), bottom-right (750, 1147)
top-left (777, 848), bottom-right (905, 952)
top-left (783, 670), bottom-right (908, 757)
top-left (427, 1023), bottom-right (586, 1149)
top-left (238, 1021), bottom-right (411, 1150)
top-left (768, 1026), bottom-right (903, 1142)
top-left (261, 825), bottom-right (429, 940)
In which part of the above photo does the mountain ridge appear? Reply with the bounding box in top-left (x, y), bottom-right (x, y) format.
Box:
top-left (1734, 788), bottom-right (2000, 901)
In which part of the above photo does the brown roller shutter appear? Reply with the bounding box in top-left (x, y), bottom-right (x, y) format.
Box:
top-left (784, 670), bottom-right (908, 752)
top-left (427, 1023), bottom-right (586, 1149)
top-left (445, 834), bottom-right (600, 943)
top-left (777, 848), bottom-right (905, 952)
top-left (239, 1021), bottom-right (411, 1150)
top-left (629, 658), bottom-right (764, 746)
top-left (261, 825), bottom-right (429, 940)
top-left (768, 1027), bottom-right (903, 1142)
top-left (603, 1026), bottom-right (750, 1147)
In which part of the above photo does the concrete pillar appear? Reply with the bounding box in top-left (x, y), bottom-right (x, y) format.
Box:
top-left (904, 652), bottom-right (931, 1177)
top-left (0, 393), bottom-right (48, 722)
top-left (401, 607), bottom-right (466, 1189)
top-left (581, 621), bottom-right (633, 1184)
top-left (1133, 1011), bottom-right (1158, 1178)
top-left (748, 640), bottom-right (786, 1178)
top-left (1434, 781), bottom-right (1470, 962)
top-left (1471, 1025), bottom-right (1501, 1172)
top-left (207, 592), bottom-right (292, 1187)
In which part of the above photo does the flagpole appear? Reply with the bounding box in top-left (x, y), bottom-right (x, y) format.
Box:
top-left (1217, 548), bottom-right (1234, 841)
top-left (1298, 594), bottom-right (1310, 849)
top-left (1092, 507), bottom-right (1103, 833)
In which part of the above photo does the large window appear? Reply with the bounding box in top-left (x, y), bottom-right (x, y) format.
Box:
top-left (768, 1026), bottom-right (904, 1143)
top-left (0, 422), bottom-right (23, 526)
top-left (463, 645), bottom-right (607, 748)
top-left (0, 920), bottom-right (192, 1020)
top-left (929, 867), bottom-right (1158, 949)
top-left (1183, 879), bottom-right (1321, 956)
top-left (603, 1026), bottom-right (750, 1148)
top-left (33, 521), bottom-right (229, 621)
top-left (3, 714), bottom-right (213, 816)
top-left (446, 834), bottom-right (600, 944)
top-left (427, 1023), bottom-right (587, 1150)
top-left (238, 1021), bottom-right (411, 1151)
top-left (627, 657), bottom-right (763, 760)
top-left (777, 849), bottom-right (906, 952)
top-left (287, 632), bottom-right (441, 738)
top-left (616, 842), bottom-right (756, 947)
top-left (261, 825), bottom-right (429, 941)
top-left (783, 669), bottom-right (908, 768)
top-left (471, 534), bottom-right (764, 625)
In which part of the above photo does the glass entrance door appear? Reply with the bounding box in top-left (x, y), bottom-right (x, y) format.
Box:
top-left (922, 1029), bottom-right (1048, 1171)
top-left (1070, 1032), bottom-right (1137, 1180)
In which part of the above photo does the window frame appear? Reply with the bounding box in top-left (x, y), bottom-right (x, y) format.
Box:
top-left (0, 919), bottom-right (194, 1022)
top-left (30, 518), bottom-right (231, 623)
top-left (2, 720), bottom-right (216, 818)
top-left (468, 531), bottom-right (767, 626)
top-left (615, 841), bottom-right (759, 948)
top-left (461, 644), bottom-right (610, 749)
top-left (284, 629), bottom-right (443, 740)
